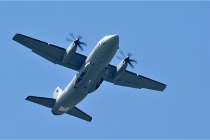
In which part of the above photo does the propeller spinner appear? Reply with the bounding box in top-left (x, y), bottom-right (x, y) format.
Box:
top-left (117, 51), bottom-right (138, 69)
top-left (66, 33), bottom-right (87, 51)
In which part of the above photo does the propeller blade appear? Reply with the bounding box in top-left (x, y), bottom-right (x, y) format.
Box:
top-left (120, 50), bottom-right (126, 58)
top-left (130, 59), bottom-right (138, 64)
top-left (79, 42), bottom-right (87, 46)
top-left (127, 52), bottom-right (132, 57)
top-left (117, 56), bottom-right (123, 60)
top-left (117, 50), bottom-right (138, 69)
top-left (128, 61), bottom-right (134, 69)
top-left (66, 37), bottom-right (73, 42)
top-left (78, 44), bottom-right (84, 51)
top-left (69, 33), bottom-right (75, 40)
top-left (77, 35), bottom-right (83, 40)
top-left (66, 33), bottom-right (87, 51)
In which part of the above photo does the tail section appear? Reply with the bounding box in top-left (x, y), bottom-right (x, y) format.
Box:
top-left (25, 87), bottom-right (92, 122)
top-left (53, 86), bottom-right (62, 99)
top-left (25, 96), bottom-right (55, 108)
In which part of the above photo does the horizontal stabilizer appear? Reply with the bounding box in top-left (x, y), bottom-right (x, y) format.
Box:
top-left (66, 107), bottom-right (92, 122)
top-left (26, 96), bottom-right (56, 108)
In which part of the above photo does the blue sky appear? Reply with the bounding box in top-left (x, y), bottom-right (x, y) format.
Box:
top-left (1, 1), bottom-right (210, 139)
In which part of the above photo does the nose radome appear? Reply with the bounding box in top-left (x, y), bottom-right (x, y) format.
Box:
top-left (109, 34), bottom-right (119, 45)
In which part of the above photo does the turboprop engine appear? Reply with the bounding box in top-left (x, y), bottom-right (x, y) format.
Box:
top-left (62, 43), bottom-right (77, 62)
top-left (114, 59), bottom-right (127, 80)
top-left (114, 51), bottom-right (137, 80)
top-left (63, 33), bottom-right (87, 62)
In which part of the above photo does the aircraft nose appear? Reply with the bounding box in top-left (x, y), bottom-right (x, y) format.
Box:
top-left (109, 34), bottom-right (119, 46)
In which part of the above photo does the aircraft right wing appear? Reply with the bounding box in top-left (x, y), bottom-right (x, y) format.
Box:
top-left (105, 64), bottom-right (167, 91)
top-left (13, 33), bottom-right (87, 71)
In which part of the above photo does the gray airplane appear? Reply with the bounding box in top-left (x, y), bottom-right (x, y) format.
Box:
top-left (13, 33), bottom-right (166, 122)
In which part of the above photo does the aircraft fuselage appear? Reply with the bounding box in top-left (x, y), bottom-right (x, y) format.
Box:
top-left (51, 35), bottom-right (119, 115)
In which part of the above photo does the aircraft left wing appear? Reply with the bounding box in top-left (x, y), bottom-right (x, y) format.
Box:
top-left (13, 34), bottom-right (86, 71)
top-left (105, 65), bottom-right (167, 91)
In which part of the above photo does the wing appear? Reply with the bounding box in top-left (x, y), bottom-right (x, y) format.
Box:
top-left (13, 33), bottom-right (86, 71)
top-left (105, 65), bottom-right (167, 91)
top-left (66, 107), bottom-right (92, 122)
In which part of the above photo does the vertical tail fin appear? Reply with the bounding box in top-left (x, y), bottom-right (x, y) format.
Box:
top-left (53, 86), bottom-right (62, 99)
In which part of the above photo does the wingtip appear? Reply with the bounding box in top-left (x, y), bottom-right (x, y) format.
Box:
top-left (88, 117), bottom-right (92, 122)
top-left (25, 96), bottom-right (30, 100)
top-left (161, 84), bottom-right (167, 92)
top-left (12, 33), bottom-right (20, 41)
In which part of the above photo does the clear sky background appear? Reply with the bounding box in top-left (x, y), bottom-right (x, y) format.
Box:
top-left (1, 1), bottom-right (210, 139)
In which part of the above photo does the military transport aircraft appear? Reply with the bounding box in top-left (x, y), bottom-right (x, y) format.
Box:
top-left (13, 33), bottom-right (166, 122)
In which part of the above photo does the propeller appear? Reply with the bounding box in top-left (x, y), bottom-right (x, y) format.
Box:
top-left (66, 33), bottom-right (87, 51)
top-left (117, 51), bottom-right (138, 69)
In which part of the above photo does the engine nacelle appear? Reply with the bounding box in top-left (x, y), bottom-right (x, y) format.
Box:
top-left (63, 43), bottom-right (77, 62)
top-left (114, 60), bottom-right (127, 80)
